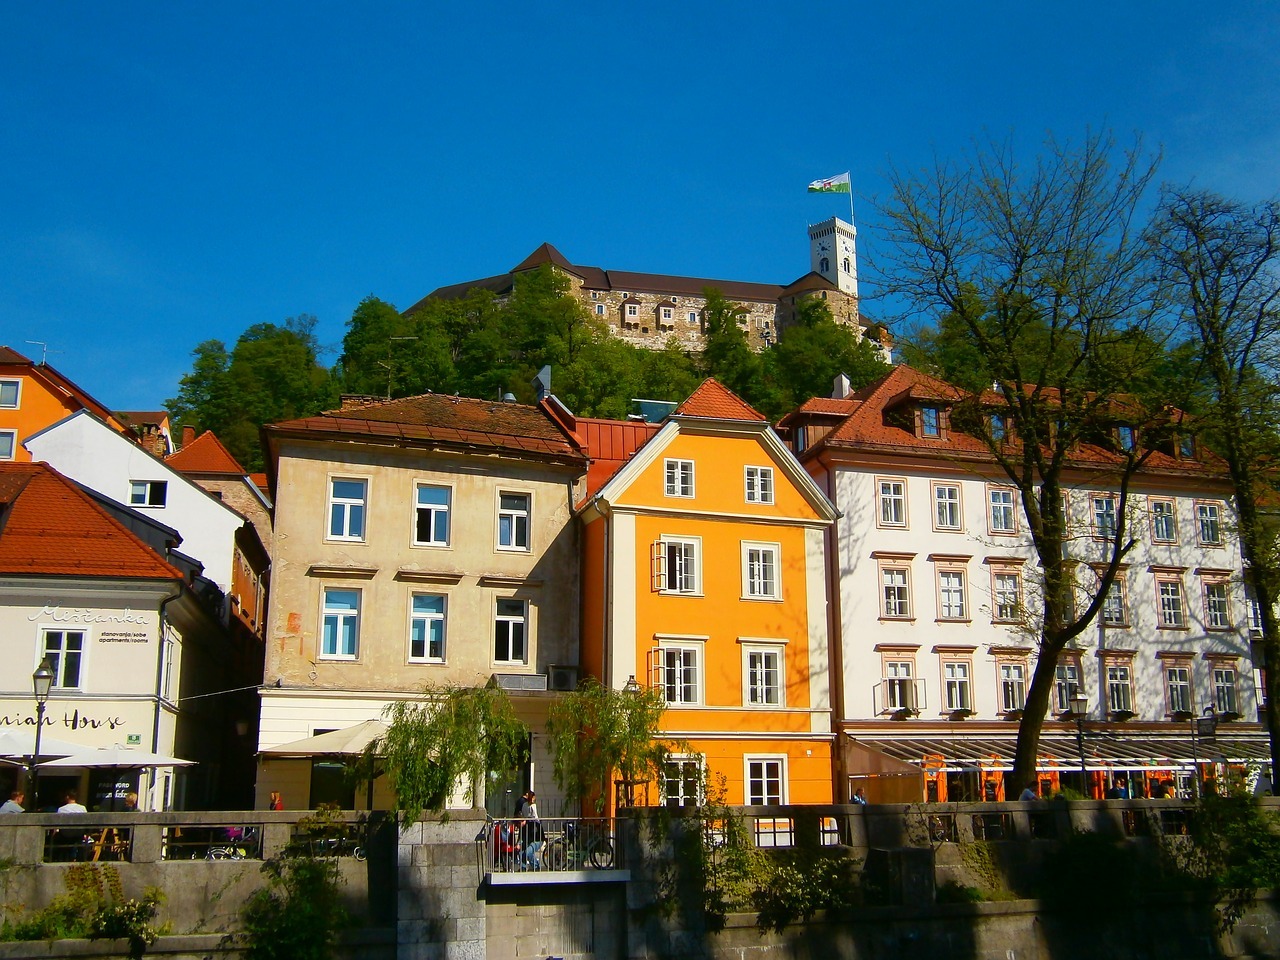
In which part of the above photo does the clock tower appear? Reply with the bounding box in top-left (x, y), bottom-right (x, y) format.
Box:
top-left (808, 216), bottom-right (859, 297)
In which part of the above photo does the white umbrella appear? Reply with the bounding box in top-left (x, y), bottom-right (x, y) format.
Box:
top-left (38, 744), bottom-right (195, 769)
top-left (0, 730), bottom-right (85, 761)
top-left (260, 719), bottom-right (387, 757)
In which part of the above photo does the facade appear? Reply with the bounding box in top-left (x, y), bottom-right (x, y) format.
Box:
top-left (257, 393), bottom-right (587, 812)
top-left (0, 463), bottom-right (254, 810)
top-left (781, 365), bottom-right (1267, 802)
top-left (564, 379), bottom-right (840, 808)
top-left (0, 345), bottom-right (130, 464)
top-left (411, 218), bottom-right (875, 353)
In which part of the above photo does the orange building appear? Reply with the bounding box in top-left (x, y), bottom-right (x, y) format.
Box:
top-left (0, 345), bottom-right (129, 462)
top-left (556, 380), bottom-right (840, 807)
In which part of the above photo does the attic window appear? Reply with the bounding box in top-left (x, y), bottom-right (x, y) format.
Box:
top-left (1178, 435), bottom-right (1196, 459)
top-left (921, 406), bottom-right (941, 438)
top-left (1117, 425), bottom-right (1136, 451)
top-left (990, 414), bottom-right (1007, 442)
top-left (129, 480), bottom-right (168, 507)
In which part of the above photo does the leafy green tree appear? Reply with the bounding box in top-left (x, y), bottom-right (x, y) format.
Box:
top-left (363, 683), bottom-right (529, 824)
top-left (766, 297), bottom-right (890, 408)
top-left (699, 288), bottom-right (761, 400)
top-left (1154, 188), bottom-right (1280, 776)
top-left (878, 132), bottom-right (1172, 795)
top-left (544, 677), bottom-right (675, 813)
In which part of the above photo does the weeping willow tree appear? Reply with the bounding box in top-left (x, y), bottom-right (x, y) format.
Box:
top-left (360, 683), bottom-right (529, 825)
top-left (545, 677), bottom-right (676, 813)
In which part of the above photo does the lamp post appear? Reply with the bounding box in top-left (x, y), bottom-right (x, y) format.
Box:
top-left (1070, 693), bottom-right (1089, 797)
top-left (29, 659), bottom-right (54, 804)
top-left (1191, 704), bottom-right (1218, 800)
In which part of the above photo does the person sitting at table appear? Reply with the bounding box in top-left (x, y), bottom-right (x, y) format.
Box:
top-left (0, 790), bottom-right (24, 813)
top-left (58, 791), bottom-right (88, 814)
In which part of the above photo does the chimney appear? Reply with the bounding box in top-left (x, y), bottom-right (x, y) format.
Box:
top-left (182, 425), bottom-right (196, 448)
top-left (339, 394), bottom-right (382, 411)
top-left (833, 373), bottom-right (851, 399)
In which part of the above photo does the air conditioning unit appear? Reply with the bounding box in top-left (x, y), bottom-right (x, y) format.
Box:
top-left (548, 665), bottom-right (579, 692)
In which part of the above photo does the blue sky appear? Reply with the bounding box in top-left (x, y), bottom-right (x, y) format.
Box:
top-left (3, 2), bottom-right (1277, 411)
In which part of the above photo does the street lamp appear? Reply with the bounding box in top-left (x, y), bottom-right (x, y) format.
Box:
top-left (1191, 704), bottom-right (1218, 800)
top-left (1070, 693), bottom-right (1089, 797)
top-left (29, 659), bottom-right (54, 802)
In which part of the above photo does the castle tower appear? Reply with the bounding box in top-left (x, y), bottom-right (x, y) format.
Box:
top-left (808, 217), bottom-right (859, 298)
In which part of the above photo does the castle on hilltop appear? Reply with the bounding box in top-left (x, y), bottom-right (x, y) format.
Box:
top-left (409, 217), bottom-right (876, 352)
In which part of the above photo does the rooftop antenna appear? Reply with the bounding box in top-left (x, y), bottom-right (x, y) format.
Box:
top-left (378, 336), bottom-right (418, 399)
top-left (24, 340), bottom-right (61, 365)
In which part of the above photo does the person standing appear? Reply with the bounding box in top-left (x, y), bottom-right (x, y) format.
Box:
top-left (0, 790), bottom-right (24, 813)
top-left (268, 791), bottom-right (284, 811)
top-left (520, 791), bottom-right (544, 869)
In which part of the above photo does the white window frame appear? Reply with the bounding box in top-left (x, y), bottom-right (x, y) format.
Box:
top-left (921, 406), bottom-right (941, 438)
top-left (877, 477), bottom-right (907, 528)
top-left (1101, 576), bottom-right (1129, 627)
top-left (991, 569), bottom-right (1022, 623)
top-left (42, 628), bottom-right (86, 689)
top-left (1213, 666), bottom-right (1238, 715)
top-left (496, 491), bottom-right (531, 552)
top-left (742, 542), bottom-right (781, 600)
top-left (595, 303), bottom-right (606, 316)
top-left (988, 486), bottom-right (1017, 535)
top-left (1150, 497), bottom-right (1177, 544)
top-left (936, 566), bottom-right (969, 621)
top-left (744, 466), bottom-right (775, 504)
top-left (657, 640), bottom-right (703, 705)
top-left (1196, 501), bottom-right (1223, 546)
top-left (1105, 660), bottom-right (1134, 714)
top-left (0, 429), bottom-right (15, 461)
top-left (662, 755), bottom-right (704, 808)
top-left (1054, 660), bottom-right (1081, 714)
top-left (1092, 494), bottom-right (1118, 541)
top-left (408, 593), bottom-right (447, 663)
top-left (664, 459), bottom-right (695, 498)
top-left (1203, 579), bottom-right (1232, 630)
top-left (744, 755), bottom-right (787, 806)
top-left (998, 661), bottom-right (1028, 713)
top-left (932, 482), bottom-right (961, 532)
top-left (129, 479), bottom-right (168, 508)
top-left (413, 483), bottom-right (451, 547)
top-left (882, 658), bottom-right (917, 712)
top-left (626, 303), bottom-right (639, 318)
top-left (494, 598), bottom-right (528, 665)
top-left (320, 587), bottom-right (361, 660)
top-left (655, 536), bottom-right (701, 595)
top-left (328, 477), bottom-right (368, 542)
top-left (942, 659), bottom-right (972, 712)
top-left (1157, 575), bottom-right (1187, 629)
top-left (742, 641), bottom-right (785, 707)
top-left (0, 378), bottom-right (20, 409)
top-left (880, 565), bottom-right (912, 619)
top-left (1165, 663), bottom-right (1194, 715)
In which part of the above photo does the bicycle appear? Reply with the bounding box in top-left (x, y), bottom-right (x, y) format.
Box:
top-left (207, 826), bottom-right (259, 860)
top-left (540, 820), bottom-right (614, 870)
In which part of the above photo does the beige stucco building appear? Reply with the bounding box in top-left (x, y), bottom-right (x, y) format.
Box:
top-left (257, 394), bottom-right (586, 812)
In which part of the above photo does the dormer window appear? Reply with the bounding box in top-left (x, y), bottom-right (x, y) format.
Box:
top-left (990, 413), bottom-right (1007, 442)
top-left (1178, 435), bottom-right (1196, 459)
top-left (1118, 425), bottom-right (1136, 451)
top-left (921, 406), bottom-right (941, 438)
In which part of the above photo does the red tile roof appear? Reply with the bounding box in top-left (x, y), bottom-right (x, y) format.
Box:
top-left (675, 378), bottom-right (768, 422)
top-left (0, 345), bottom-right (125, 430)
top-left (265, 394), bottom-right (586, 465)
top-left (0, 463), bottom-right (183, 580)
top-left (166, 430), bottom-right (247, 475)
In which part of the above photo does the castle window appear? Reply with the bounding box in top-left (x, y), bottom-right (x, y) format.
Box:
top-left (820, 257), bottom-right (830, 273)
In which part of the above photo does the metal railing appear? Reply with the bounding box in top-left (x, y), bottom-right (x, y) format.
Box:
top-left (478, 817), bottom-right (618, 875)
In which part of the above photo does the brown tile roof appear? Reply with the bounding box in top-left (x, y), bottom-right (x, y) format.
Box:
top-left (0, 463), bottom-right (183, 580)
top-left (116, 410), bottom-right (169, 426)
top-left (266, 394), bottom-right (586, 465)
top-left (166, 430), bottom-right (247, 475)
top-left (675, 379), bottom-right (768, 422)
top-left (0, 346), bottom-right (124, 429)
top-left (512, 243), bottom-right (579, 276)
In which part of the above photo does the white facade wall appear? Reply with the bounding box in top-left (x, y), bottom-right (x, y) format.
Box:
top-left (832, 462), bottom-right (1257, 726)
top-left (25, 413), bottom-right (244, 593)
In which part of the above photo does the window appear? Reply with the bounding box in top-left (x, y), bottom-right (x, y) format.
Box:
top-left (745, 757), bottom-right (785, 805)
top-left (328, 478), bottom-right (367, 541)
top-left (595, 303), bottom-right (605, 316)
top-left (1101, 578), bottom-right (1128, 626)
top-left (1054, 661), bottom-right (1081, 713)
top-left (626, 303), bottom-right (639, 318)
top-left (1118, 425), bottom-right (1136, 450)
top-left (1106, 661), bottom-right (1134, 713)
top-left (1214, 667), bottom-right (1238, 714)
top-left (1158, 577), bottom-right (1186, 628)
top-left (743, 543), bottom-right (780, 600)
top-left (1204, 580), bottom-right (1231, 630)
top-left (43, 629), bottom-right (85, 688)
top-left (161, 633), bottom-right (176, 701)
top-left (663, 757), bottom-right (702, 808)
top-left (1092, 495), bottom-right (1117, 540)
top-left (1247, 590), bottom-right (1264, 633)
top-left (661, 306), bottom-right (674, 321)
top-left (1151, 498), bottom-right (1177, 543)
top-left (921, 406), bottom-right (941, 437)
top-left (992, 571), bottom-right (1022, 622)
top-left (129, 480), bottom-right (168, 507)
top-left (497, 492), bottom-right (530, 551)
top-left (409, 594), bottom-right (446, 662)
top-left (744, 466), bottom-right (774, 504)
top-left (659, 644), bottom-right (701, 704)
top-left (943, 661), bottom-right (972, 712)
top-left (990, 413), bottom-right (1007, 442)
top-left (989, 487), bottom-right (1016, 534)
top-left (414, 484), bottom-right (450, 545)
top-left (1166, 665), bottom-right (1193, 715)
top-left (1197, 502), bottom-right (1223, 545)
top-left (0, 379), bottom-right (19, 408)
top-left (1000, 662), bottom-right (1027, 712)
top-left (688, 311), bottom-right (698, 324)
top-left (878, 478), bottom-right (906, 527)
top-left (744, 645), bottom-right (783, 706)
top-left (655, 537), bottom-right (700, 594)
top-left (881, 567), bottom-right (912, 618)
top-left (938, 569), bottom-right (968, 620)
top-left (1179, 435), bottom-right (1197, 459)
top-left (0, 430), bottom-right (14, 461)
top-left (933, 483), bottom-right (961, 531)
top-left (320, 588), bottom-right (360, 659)
top-left (494, 598), bottom-right (527, 665)
top-left (883, 660), bottom-right (916, 711)
top-left (664, 459), bottom-right (694, 498)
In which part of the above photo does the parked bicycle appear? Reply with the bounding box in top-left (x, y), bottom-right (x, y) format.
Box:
top-left (206, 826), bottom-right (259, 860)
top-left (540, 819), bottom-right (614, 870)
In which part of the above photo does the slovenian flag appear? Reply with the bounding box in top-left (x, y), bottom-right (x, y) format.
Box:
top-left (807, 172), bottom-right (851, 194)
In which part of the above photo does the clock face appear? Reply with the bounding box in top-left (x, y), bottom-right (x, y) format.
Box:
top-left (818, 241), bottom-right (830, 254)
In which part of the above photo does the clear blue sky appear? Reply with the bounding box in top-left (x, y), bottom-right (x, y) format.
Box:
top-left (3, 2), bottom-right (1277, 411)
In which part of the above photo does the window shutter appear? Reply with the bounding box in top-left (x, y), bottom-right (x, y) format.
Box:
top-left (651, 541), bottom-right (666, 591)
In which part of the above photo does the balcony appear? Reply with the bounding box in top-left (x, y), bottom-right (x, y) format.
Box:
top-left (476, 817), bottom-right (629, 885)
